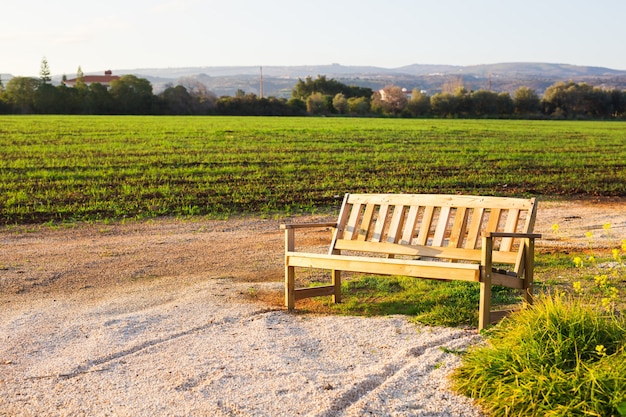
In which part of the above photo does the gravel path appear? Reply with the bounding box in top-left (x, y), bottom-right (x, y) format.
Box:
top-left (1, 279), bottom-right (484, 416)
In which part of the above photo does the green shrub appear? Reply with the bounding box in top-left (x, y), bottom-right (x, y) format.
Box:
top-left (451, 294), bottom-right (626, 416)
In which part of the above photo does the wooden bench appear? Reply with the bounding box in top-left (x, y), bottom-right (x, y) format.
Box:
top-left (281, 193), bottom-right (541, 330)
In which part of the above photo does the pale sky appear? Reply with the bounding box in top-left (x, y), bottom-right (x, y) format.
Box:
top-left (3, 0), bottom-right (626, 77)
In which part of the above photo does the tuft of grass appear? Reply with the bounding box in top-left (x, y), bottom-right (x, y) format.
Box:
top-left (451, 293), bottom-right (626, 417)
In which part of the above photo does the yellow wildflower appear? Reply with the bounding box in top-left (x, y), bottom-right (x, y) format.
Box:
top-left (572, 281), bottom-right (582, 294)
top-left (573, 256), bottom-right (584, 268)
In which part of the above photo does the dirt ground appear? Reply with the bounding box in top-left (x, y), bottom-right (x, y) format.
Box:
top-left (1, 197), bottom-right (625, 416)
top-left (1, 197), bottom-right (626, 305)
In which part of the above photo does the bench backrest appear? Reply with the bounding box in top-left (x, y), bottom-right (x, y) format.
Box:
top-left (330, 193), bottom-right (537, 273)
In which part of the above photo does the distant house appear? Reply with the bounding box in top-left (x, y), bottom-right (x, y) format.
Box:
top-left (379, 87), bottom-right (413, 102)
top-left (63, 70), bottom-right (120, 88)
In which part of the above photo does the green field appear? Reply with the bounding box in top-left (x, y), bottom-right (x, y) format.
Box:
top-left (1, 115), bottom-right (625, 224)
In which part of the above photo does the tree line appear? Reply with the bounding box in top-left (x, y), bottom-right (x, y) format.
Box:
top-left (1, 66), bottom-right (625, 119)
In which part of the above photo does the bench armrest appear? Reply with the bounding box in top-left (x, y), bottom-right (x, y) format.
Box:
top-left (282, 222), bottom-right (338, 252)
top-left (281, 222), bottom-right (337, 230)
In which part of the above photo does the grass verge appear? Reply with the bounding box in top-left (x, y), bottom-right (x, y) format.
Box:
top-left (451, 294), bottom-right (626, 417)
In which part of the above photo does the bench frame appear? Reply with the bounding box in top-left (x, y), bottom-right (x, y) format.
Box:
top-left (281, 193), bottom-right (541, 330)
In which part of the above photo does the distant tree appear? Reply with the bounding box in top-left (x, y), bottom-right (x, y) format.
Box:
top-left (470, 90), bottom-right (499, 117)
top-left (513, 87), bottom-right (540, 115)
top-left (5, 76), bottom-right (39, 113)
top-left (332, 93), bottom-right (348, 114)
top-left (109, 75), bottom-right (155, 114)
top-left (430, 92), bottom-right (458, 118)
top-left (215, 96), bottom-right (241, 115)
top-left (75, 66), bottom-right (87, 90)
top-left (39, 57), bottom-right (51, 84)
top-left (286, 98), bottom-right (306, 115)
top-left (541, 81), bottom-right (616, 118)
top-left (292, 75), bottom-right (372, 101)
top-left (176, 77), bottom-right (217, 113)
top-left (454, 87), bottom-right (472, 116)
top-left (35, 83), bottom-right (61, 113)
top-left (89, 83), bottom-right (115, 114)
top-left (52, 83), bottom-right (81, 114)
top-left (0, 76), bottom-right (8, 114)
top-left (610, 89), bottom-right (626, 118)
top-left (160, 85), bottom-right (194, 115)
top-left (496, 92), bottom-right (514, 116)
top-left (306, 92), bottom-right (327, 115)
top-left (347, 96), bottom-right (370, 115)
top-left (407, 88), bottom-right (431, 116)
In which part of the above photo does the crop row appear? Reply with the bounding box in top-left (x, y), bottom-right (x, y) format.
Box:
top-left (1, 116), bottom-right (625, 224)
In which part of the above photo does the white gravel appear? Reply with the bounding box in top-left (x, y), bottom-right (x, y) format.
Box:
top-left (0, 279), bottom-right (485, 417)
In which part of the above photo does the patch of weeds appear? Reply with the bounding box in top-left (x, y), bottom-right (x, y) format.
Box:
top-left (439, 346), bottom-right (466, 356)
top-left (246, 287), bottom-right (258, 298)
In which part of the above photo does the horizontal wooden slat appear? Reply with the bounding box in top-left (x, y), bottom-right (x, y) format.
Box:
top-left (334, 239), bottom-right (518, 264)
top-left (486, 232), bottom-right (542, 239)
top-left (491, 271), bottom-right (525, 289)
top-left (294, 286), bottom-right (336, 300)
top-left (490, 309), bottom-right (517, 323)
top-left (281, 222), bottom-right (337, 230)
top-left (286, 252), bottom-right (481, 282)
top-left (347, 194), bottom-right (536, 210)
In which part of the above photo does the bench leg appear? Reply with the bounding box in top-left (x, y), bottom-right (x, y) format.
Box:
top-left (285, 227), bottom-right (296, 310)
top-left (285, 265), bottom-right (295, 310)
top-left (479, 236), bottom-right (493, 331)
top-left (478, 279), bottom-right (491, 331)
top-left (523, 237), bottom-right (535, 306)
top-left (332, 270), bottom-right (341, 303)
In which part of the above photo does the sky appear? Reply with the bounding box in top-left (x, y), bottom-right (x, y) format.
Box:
top-left (3, 0), bottom-right (626, 77)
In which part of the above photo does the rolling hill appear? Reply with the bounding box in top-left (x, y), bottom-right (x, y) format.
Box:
top-left (8, 62), bottom-right (626, 98)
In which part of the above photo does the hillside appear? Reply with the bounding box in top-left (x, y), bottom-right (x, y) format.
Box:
top-left (7, 63), bottom-right (626, 98)
top-left (127, 62), bottom-right (626, 97)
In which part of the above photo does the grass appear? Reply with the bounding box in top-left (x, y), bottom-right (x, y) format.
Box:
top-left (306, 275), bottom-right (521, 327)
top-left (451, 294), bottom-right (626, 416)
top-left (1, 116), bottom-right (626, 224)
